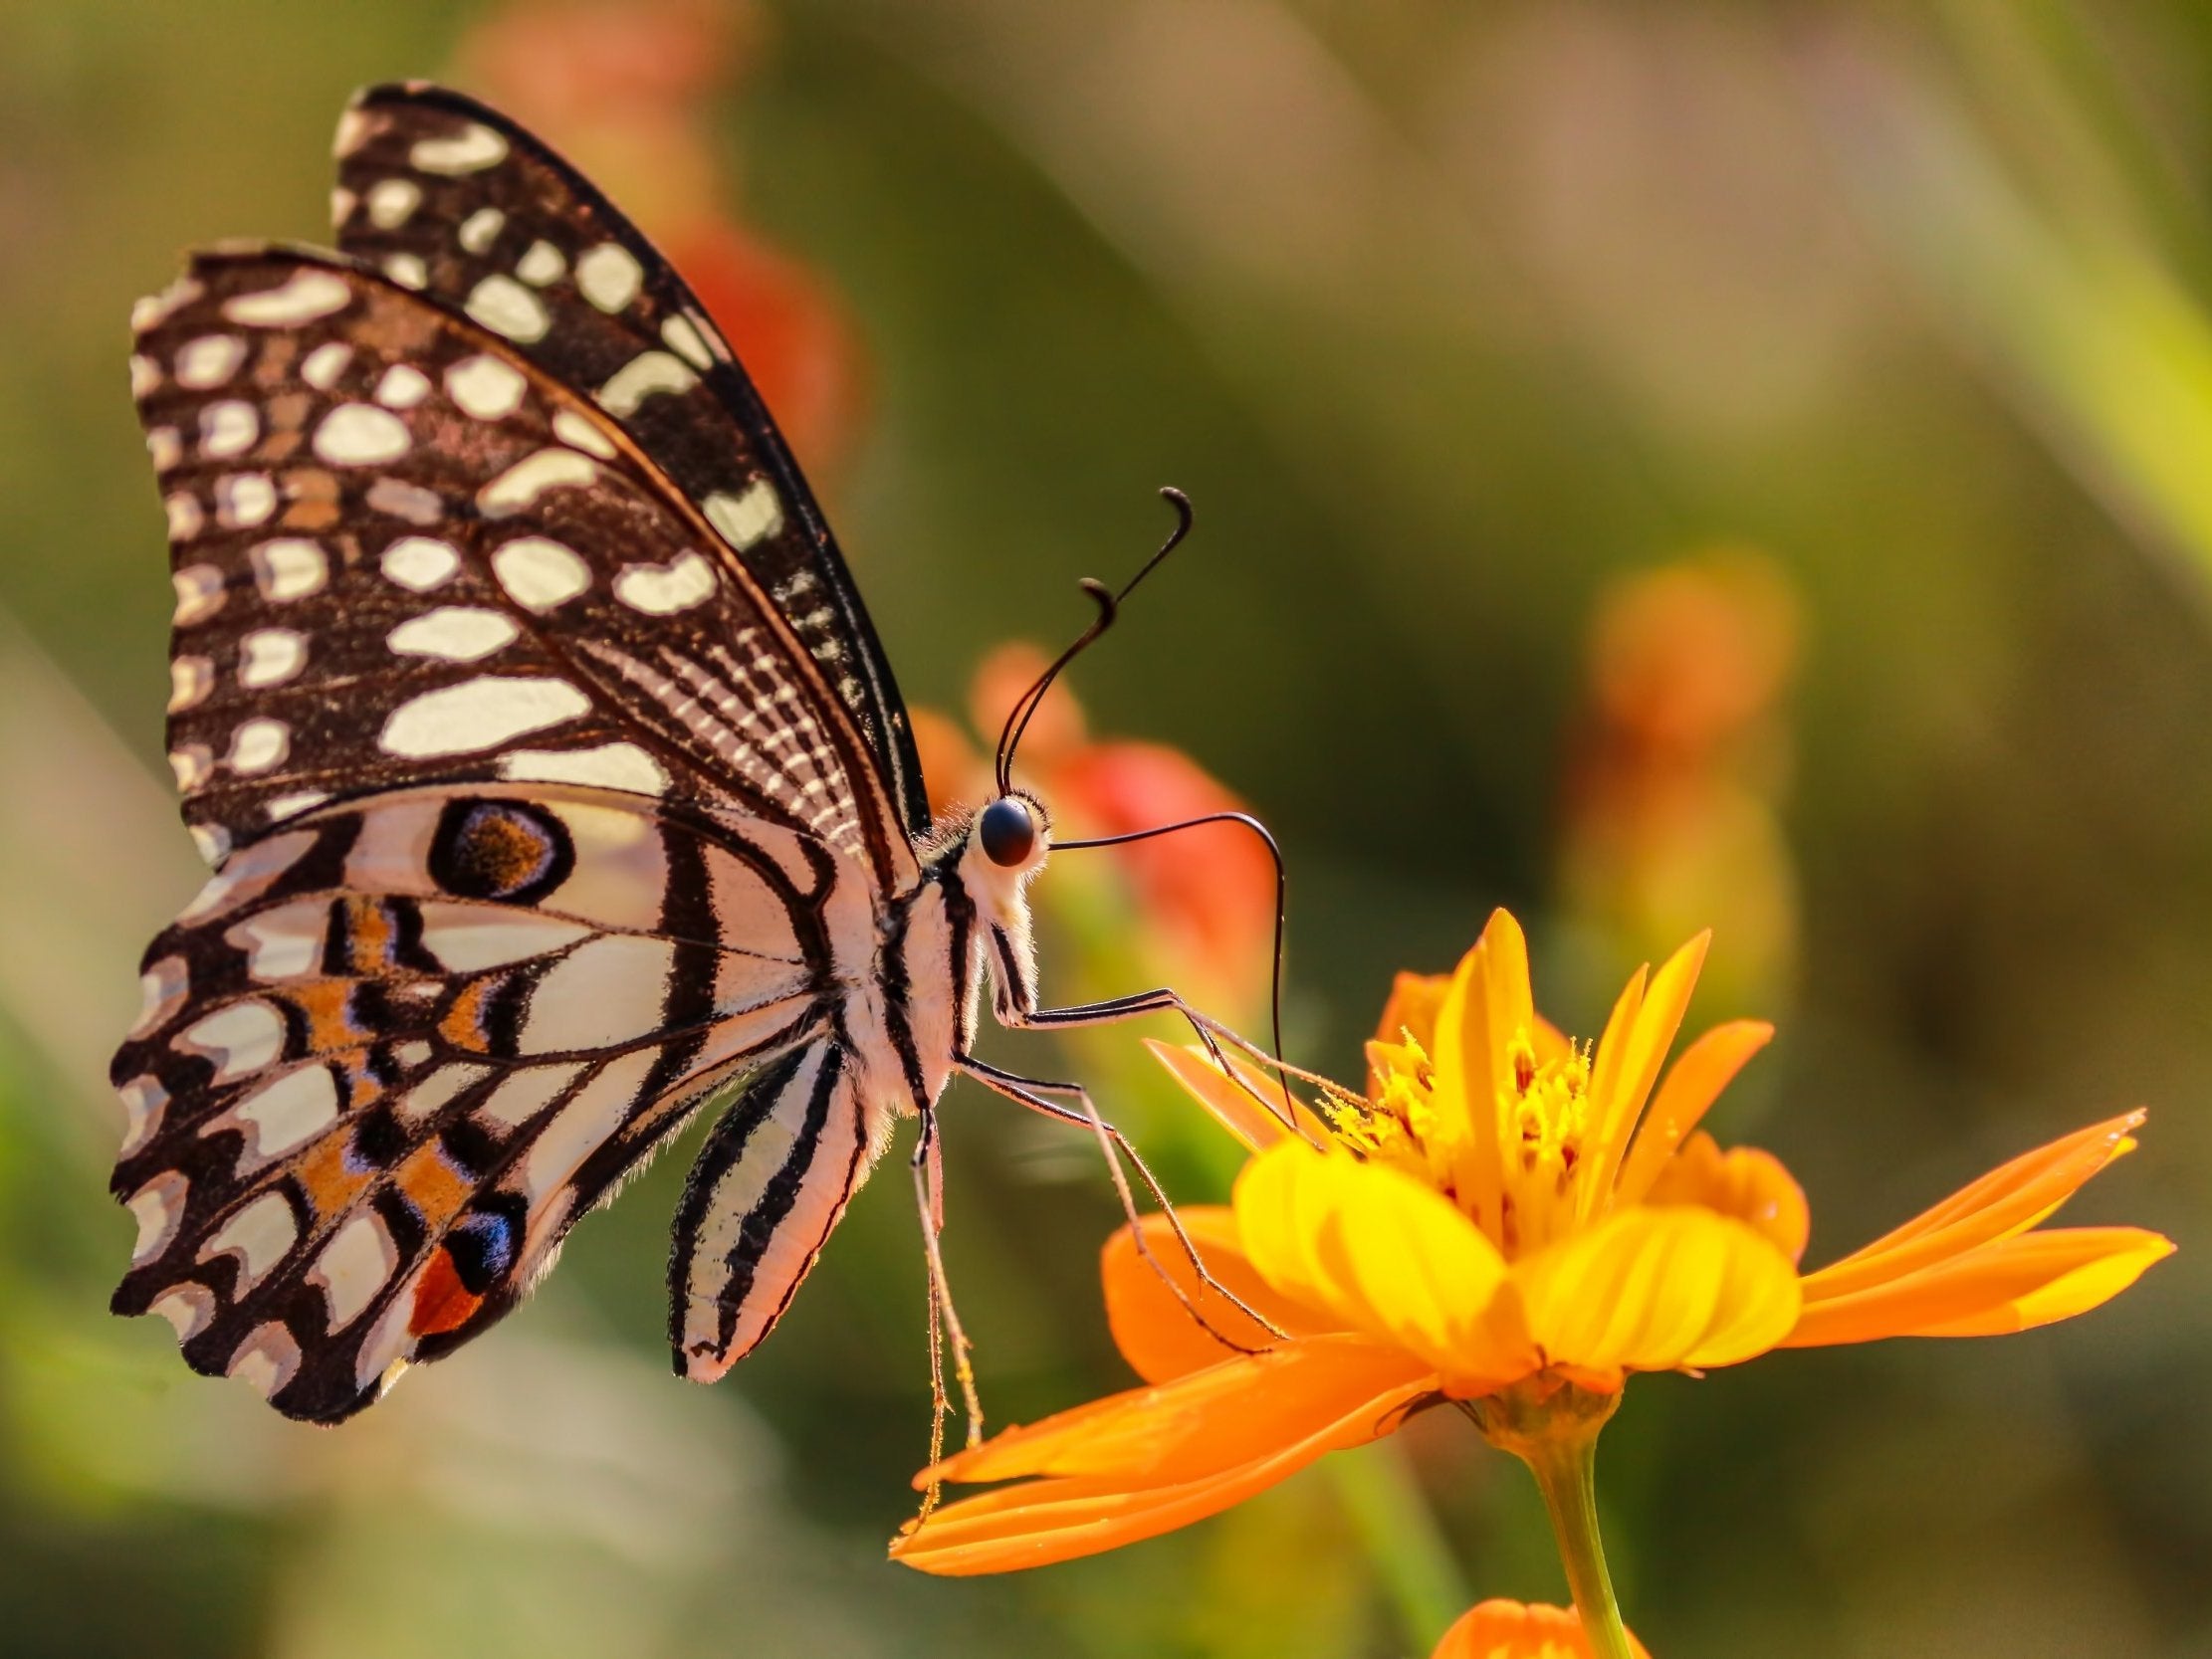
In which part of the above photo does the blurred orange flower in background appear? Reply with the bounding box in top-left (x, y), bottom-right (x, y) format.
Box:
top-left (891, 908), bottom-right (2169, 1576)
top-left (1432, 1600), bottom-right (1651, 1659)
top-left (456, 0), bottom-right (865, 473)
top-left (915, 641), bottom-right (1278, 1015)
top-left (1559, 549), bottom-right (1802, 1009)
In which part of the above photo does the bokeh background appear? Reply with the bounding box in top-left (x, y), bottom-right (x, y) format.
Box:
top-left (1, 1), bottom-right (2205, 1654)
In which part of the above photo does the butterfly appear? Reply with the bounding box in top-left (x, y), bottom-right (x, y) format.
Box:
top-left (112, 82), bottom-right (1277, 1424)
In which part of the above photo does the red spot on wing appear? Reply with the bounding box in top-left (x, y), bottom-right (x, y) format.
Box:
top-left (410, 1247), bottom-right (482, 1338)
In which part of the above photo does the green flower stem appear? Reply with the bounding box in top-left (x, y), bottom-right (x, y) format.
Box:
top-left (1467, 1379), bottom-right (1633, 1659)
top-left (1325, 1440), bottom-right (1470, 1651)
top-left (1520, 1431), bottom-right (1633, 1659)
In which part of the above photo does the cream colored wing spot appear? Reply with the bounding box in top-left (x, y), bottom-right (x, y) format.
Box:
top-left (596, 350), bottom-right (697, 416)
top-left (465, 274), bottom-right (550, 343)
top-left (386, 607), bottom-right (521, 663)
top-left (237, 628), bottom-right (308, 689)
top-left (249, 537), bottom-right (329, 601)
top-left (478, 449), bottom-right (596, 517)
top-left (446, 353), bottom-right (527, 420)
top-left (380, 535), bottom-right (462, 592)
top-left (314, 403), bottom-right (410, 466)
top-left (311, 1213), bottom-right (399, 1329)
top-left (126, 1170), bottom-right (189, 1265)
top-left (704, 482), bottom-right (784, 551)
top-left (198, 1191), bottom-right (299, 1293)
top-left (177, 999), bottom-right (286, 1082)
top-left (216, 1065), bottom-right (342, 1165)
top-left (223, 270), bottom-right (350, 326)
top-left (574, 242), bottom-right (643, 312)
top-left (175, 334), bottom-right (246, 388)
top-left (411, 121), bottom-right (509, 175)
top-left (379, 677), bottom-right (592, 758)
top-left (491, 535), bottom-right (591, 610)
top-left (612, 551), bottom-right (717, 615)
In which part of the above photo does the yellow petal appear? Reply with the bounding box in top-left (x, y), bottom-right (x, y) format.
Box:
top-left (1234, 1140), bottom-right (1532, 1388)
top-left (1515, 1204), bottom-right (1802, 1372)
top-left (1614, 1020), bottom-right (1775, 1206)
top-left (1644, 1132), bottom-right (1810, 1263)
top-left (1477, 909), bottom-right (1537, 1102)
top-left (1144, 1038), bottom-right (1331, 1153)
top-left (1787, 1226), bottom-right (2173, 1347)
top-left (1432, 936), bottom-right (1505, 1234)
top-left (1101, 1206), bottom-right (1339, 1383)
top-left (1580, 932), bottom-right (1709, 1221)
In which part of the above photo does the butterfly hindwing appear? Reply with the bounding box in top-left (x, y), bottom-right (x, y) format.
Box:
top-left (330, 82), bottom-right (932, 841)
top-left (668, 1039), bottom-right (876, 1382)
top-left (132, 245), bottom-right (913, 887)
top-left (109, 782), bottom-right (856, 1422)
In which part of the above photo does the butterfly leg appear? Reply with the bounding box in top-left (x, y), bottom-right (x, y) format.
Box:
top-left (956, 1055), bottom-right (1285, 1350)
top-left (998, 986), bottom-right (1331, 1146)
top-left (911, 1104), bottom-right (984, 1493)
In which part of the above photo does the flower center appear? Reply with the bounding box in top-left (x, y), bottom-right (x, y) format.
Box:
top-left (1498, 1026), bottom-right (1595, 1252)
top-left (1505, 1029), bottom-right (1591, 1177)
top-left (1332, 1022), bottom-right (1601, 1254)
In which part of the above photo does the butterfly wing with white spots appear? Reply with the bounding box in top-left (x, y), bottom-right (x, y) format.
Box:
top-left (329, 82), bottom-right (931, 840)
top-left (119, 228), bottom-right (916, 1418)
top-left (134, 245), bottom-right (913, 888)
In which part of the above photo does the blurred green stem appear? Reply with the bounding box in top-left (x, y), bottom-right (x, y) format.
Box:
top-left (1469, 1379), bottom-right (1632, 1659)
top-left (1324, 1440), bottom-right (1468, 1652)
top-left (1520, 1434), bottom-right (1631, 1659)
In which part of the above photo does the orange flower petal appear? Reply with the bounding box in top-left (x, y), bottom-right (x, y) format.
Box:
top-left (1432, 1599), bottom-right (1653, 1659)
top-left (1144, 1039), bottom-right (1330, 1153)
top-left (1374, 968), bottom-right (1450, 1052)
top-left (1643, 1132), bottom-right (1810, 1263)
top-left (1614, 1020), bottom-right (1774, 1206)
top-left (1799, 1112), bottom-right (2146, 1299)
top-left (1581, 963), bottom-right (1648, 1154)
top-left (1581, 933), bottom-right (1710, 1220)
top-left (1515, 1205), bottom-right (1803, 1372)
top-left (1101, 1206), bottom-right (1339, 1383)
top-left (892, 1341), bottom-right (1432, 1575)
top-left (1235, 1141), bottom-right (1533, 1389)
top-left (918, 1333), bottom-right (1428, 1488)
top-left (1785, 1226), bottom-right (2173, 1347)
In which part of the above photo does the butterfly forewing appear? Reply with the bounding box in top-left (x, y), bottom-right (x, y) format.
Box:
top-left (330, 83), bottom-right (932, 840)
top-left (133, 247), bottom-right (911, 886)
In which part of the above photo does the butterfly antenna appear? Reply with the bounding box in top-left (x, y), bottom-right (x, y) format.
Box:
top-left (994, 488), bottom-right (1196, 794)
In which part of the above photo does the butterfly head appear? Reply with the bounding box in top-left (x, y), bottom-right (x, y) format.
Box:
top-left (963, 790), bottom-right (1051, 890)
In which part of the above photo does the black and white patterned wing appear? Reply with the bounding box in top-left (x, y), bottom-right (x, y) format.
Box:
top-left (668, 1039), bottom-right (875, 1382)
top-left (110, 783), bottom-right (870, 1422)
top-left (132, 246), bottom-right (915, 891)
top-left (330, 82), bottom-right (932, 840)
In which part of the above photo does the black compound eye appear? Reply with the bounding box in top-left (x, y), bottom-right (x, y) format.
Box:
top-left (978, 797), bottom-right (1037, 868)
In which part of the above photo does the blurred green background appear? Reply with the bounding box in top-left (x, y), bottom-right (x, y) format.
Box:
top-left (0, 1), bottom-right (2204, 1654)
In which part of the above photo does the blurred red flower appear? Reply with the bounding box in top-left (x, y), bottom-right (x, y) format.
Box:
top-left (453, 0), bottom-right (865, 474)
top-left (918, 642), bottom-right (1277, 1015)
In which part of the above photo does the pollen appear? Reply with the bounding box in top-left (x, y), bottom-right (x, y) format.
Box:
top-left (1505, 1029), bottom-right (1592, 1175)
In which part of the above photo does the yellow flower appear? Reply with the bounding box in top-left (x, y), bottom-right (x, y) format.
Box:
top-left (1432, 1600), bottom-right (1650, 1659)
top-left (891, 910), bottom-right (2170, 1577)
